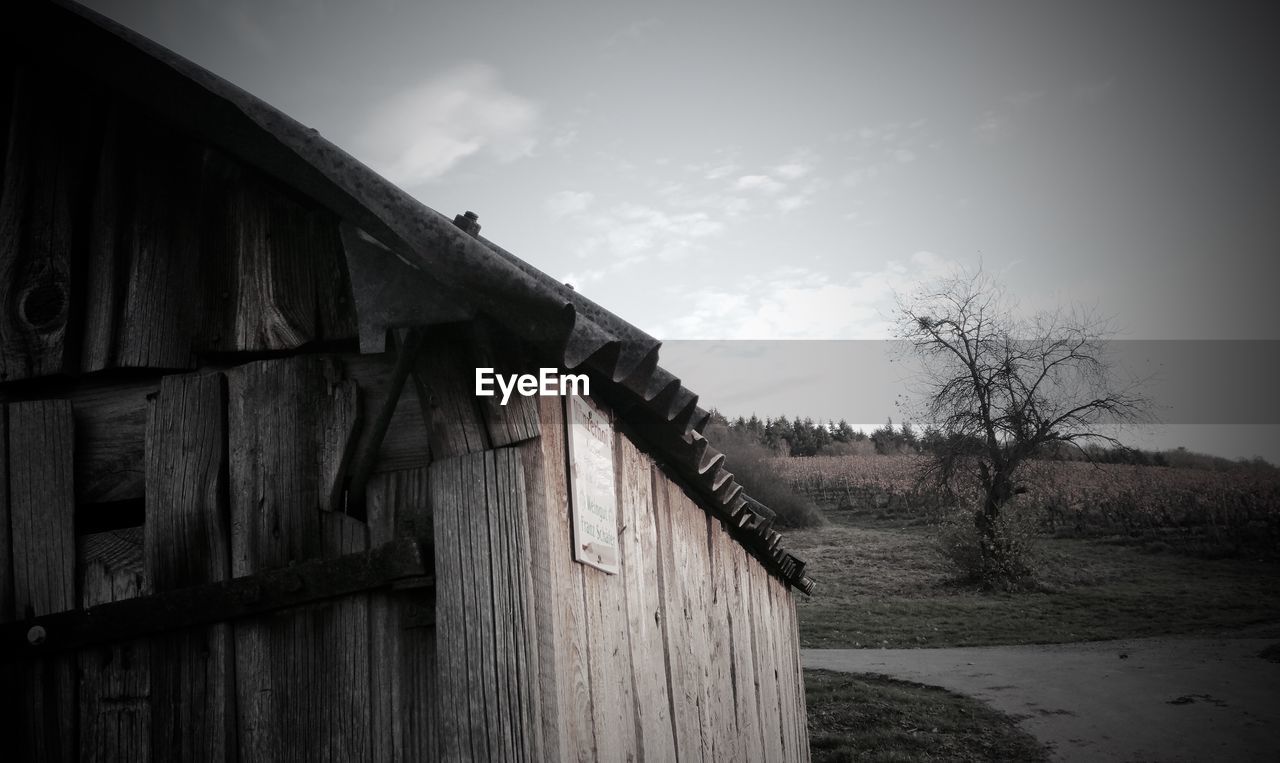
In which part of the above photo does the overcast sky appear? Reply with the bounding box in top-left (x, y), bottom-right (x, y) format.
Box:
top-left (81, 0), bottom-right (1280, 458)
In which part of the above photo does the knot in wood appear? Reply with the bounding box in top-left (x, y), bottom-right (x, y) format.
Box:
top-left (27, 625), bottom-right (47, 646)
top-left (19, 281), bottom-right (67, 330)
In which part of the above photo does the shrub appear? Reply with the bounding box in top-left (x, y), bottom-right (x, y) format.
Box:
top-left (706, 421), bottom-right (827, 529)
top-left (933, 503), bottom-right (1042, 591)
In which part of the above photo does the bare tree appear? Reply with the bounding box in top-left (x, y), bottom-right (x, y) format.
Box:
top-left (898, 267), bottom-right (1148, 583)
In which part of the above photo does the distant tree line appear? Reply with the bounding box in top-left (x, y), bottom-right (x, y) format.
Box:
top-left (713, 412), bottom-right (1274, 471)
top-left (716, 413), bottom-right (925, 457)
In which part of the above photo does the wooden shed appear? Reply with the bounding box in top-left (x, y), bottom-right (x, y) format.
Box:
top-left (0, 2), bottom-right (814, 760)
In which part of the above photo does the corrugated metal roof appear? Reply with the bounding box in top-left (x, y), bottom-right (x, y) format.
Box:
top-left (23, 0), bottom-right (813, 594)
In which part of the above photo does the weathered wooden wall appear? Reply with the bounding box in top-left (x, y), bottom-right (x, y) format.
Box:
top-left (0, 62), bottom-right (360, 388)
top-left (0, 357), bottom-right (440, 763)
top-left (507, 394), bottom-right (811, 763)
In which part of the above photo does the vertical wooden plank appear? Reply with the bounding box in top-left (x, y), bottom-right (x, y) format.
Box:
top-left (145, 373), bottom-right (228, 591)
top-left (231, 175), bottom-right (312, 349)
top-left (577, 425), bottom-right (640, 762)
top-left (787, 592), bottom-right (811, 761)
top-left (7, 399), bottom-right (78, 762)
top-left (228, 356), bottom-right (359, 571)
top-left (516, 399), bottom-right (564, 763)
top-left (79, 528), bottom-right (151, 763)
top-left (432, 448), bottom-right (539, 761)
top-left (199, 156), bottom-right (357, 353)
top-left (469, 319), bottom-right (541, 447)
top-left (367, 467), bottom-right (436, 762)
top-left (80, 104), bottom-right (123, 373)
top-left (485, 453), bottom-right (518, 762)
top-left (707, 520), bottom-right (744, 763)
top-left (0, 403), bottom-right (10, 624)
top-left (502, 440), bottom-right (544, 761)
top-left (725, 543), bottom-right (764, 763)
top-left (774, 580), bottom-right (801, 762)
top-left (617, 435), bottom-right (676, 761)
top-left (581, 538), bottom-right (637, 762)
top-left (9, 400), bottom-right (76, 618)
top-left (541, 396), bottom-right (596, 761)
top-left (0, 63), bottom-right (11, 191)
top-left (144, 372), bottom-right (232, 762)
top-left (679, 494), bottom-right (717, 763)
top-left (763, 577), bottom-right (788, 761)
top-left (652, 473), bottom-right (702, 762)
top-left (748, 558), bottom-right (784, 762)
top-left (462, 455), bottom-right (500, 761)
top-left (0, 404), bottom-right (14, 762)
top-left (432, 455), bottom-right (469, 761)
top-left (412, 324), bottom-right (492, 458)
top-left (0, 69), bottom-right (85, 382)
top-left (226, 356), bottom-right (370, 762)
top-left (310, 210), bottom-right (360, 344)
top-left (112, 120), bottom-right (205, 370)
top-left (262, 192), bottom-right (357, 346)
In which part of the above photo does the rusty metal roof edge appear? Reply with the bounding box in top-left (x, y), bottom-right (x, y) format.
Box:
top-left (40, 0), bottom-right (812, 594)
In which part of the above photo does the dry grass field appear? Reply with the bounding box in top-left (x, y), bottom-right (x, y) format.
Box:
top-left (788, 513), bottom-right (1280, 649)
top-left (778, 454), bottom-right (1280, 559)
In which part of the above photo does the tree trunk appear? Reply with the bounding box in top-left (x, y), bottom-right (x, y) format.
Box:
top-left (975, 465), bottom-right (1016, 578)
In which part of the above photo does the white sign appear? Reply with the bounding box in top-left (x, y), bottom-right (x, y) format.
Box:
top-left (566, 394), bottom-right (619, 573)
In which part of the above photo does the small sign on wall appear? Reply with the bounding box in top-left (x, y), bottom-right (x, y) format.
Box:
top-left (566, 394), bottom-right (619, 574)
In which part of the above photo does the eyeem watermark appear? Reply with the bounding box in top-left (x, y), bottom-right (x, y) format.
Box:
top-left (476, 367), bottom-right (590, 405)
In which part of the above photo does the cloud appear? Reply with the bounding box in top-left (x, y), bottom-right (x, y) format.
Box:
top-left (545, 190), bottom-right (595, 218)
top-left (563, 201), bottom-right (729, 286)
top-left (704, 164), bottom-right (739, 180)
top-left (840, 165), bottom-right (881, 187)
top-left (734, 174), bottom-right (784, 193)
top-left (651, 252), bottom-right (956, 339)
top-left (973, 110), bottom-right (1012, 142)
top-left (600, 18), bottom-right (660, 49)
top-left (551, 126), bottom-right (580, 150)
top-left (891, 148), bottom-right (916, 163)
top-left (776, 163), bottom-right (810, 180)
top-left (775, 150), bottom-right (817, 180)
top-left (973, 90), bottom-right (1045, 143)
top-left (777, 195), bottom-right (808, 213)
top-left (355, 64), bottom-right (539, 185)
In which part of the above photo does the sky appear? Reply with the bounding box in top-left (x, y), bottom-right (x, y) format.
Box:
top-left (80, 0), bottom-right (1280, 459)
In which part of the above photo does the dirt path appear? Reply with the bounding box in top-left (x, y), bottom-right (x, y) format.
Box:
top-left (804, 635), bottom-right (1280, 762)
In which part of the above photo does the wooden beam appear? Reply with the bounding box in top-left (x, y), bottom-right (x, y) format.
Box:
top-left (345, 328), bottom-right (423, 516)
top-left (2, 537), bottom-right (430, 662)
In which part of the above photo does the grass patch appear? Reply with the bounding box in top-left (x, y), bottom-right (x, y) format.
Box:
top-left (790, 518), bottom-right (1280, 648)
top-left (806, 669), bottom-right (1048, 762)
